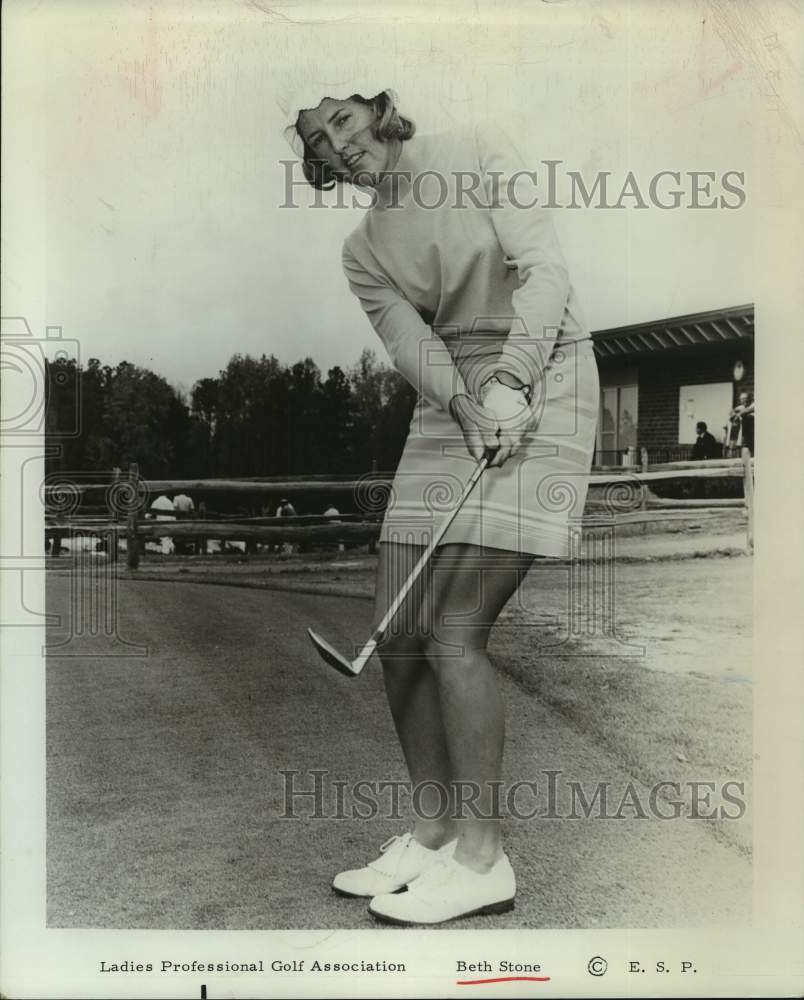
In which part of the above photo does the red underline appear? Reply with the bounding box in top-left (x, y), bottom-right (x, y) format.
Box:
top-left (456, 976), bottom-right (552, 985)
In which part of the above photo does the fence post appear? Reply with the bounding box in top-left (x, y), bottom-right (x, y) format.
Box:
top-left (640, 448), bottom-right (649, 511)
top-left (109, 466), bottom-right (121, 563)
top-left (245, 507), bottom-right (257, 556)
top-left (126, 462), bottom-right (140, 570)
top-left (197, 501), bottom-right (207, 556)
top-left (741, 447), bottom-right (754, 552)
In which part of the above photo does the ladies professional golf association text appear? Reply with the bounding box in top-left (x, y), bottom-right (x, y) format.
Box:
top-left (98, 957), bottom-right (409, 974)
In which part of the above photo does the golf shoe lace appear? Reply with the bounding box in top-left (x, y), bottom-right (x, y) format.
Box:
top-left (367, 833), bottom-right (414, 876)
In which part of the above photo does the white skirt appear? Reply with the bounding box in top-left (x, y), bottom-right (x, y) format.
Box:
top-left (376, 340), bottom-right (600, 558)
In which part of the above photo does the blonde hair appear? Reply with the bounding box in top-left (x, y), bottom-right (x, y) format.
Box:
top-left (289, 89), bottom-right (415, 190)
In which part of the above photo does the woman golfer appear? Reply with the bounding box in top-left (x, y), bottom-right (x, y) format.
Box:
top-left (285, 85), bottom-right (599, 925)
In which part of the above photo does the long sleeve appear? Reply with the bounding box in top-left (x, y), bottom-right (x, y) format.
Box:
top-left (475, 121), bottom-right (571, 397)
top-left (342, 243), bottom-right (469, 411)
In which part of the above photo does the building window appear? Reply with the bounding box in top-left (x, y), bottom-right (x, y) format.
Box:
top-left (598, 384), bottom-right (638, 464)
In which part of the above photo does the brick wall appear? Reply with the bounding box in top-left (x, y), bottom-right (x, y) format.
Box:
top-left (597, 346), bottom-right (754, 451)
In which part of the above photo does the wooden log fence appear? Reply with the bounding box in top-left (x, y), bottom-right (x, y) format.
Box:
top-left (44, 452), bottom-right (755, 562)
top-left (135, 522), bottom-right (380, 543)
top-left (44, 477), bottom-right (389, 496)
top-left (41, 458), bottom-right (749, 496)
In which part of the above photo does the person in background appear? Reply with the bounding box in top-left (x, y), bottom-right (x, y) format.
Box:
top-left (324, 504), bottom-right (345, 552)
top-left (173, 492), bottom-right (195, 515)
top-left (275, 498), bottom-right (298, 554)
top-left (172, 492), bottom-right (195, 554)
top-left (735, 392), bottom-right (754, 456)
top-left (276, 498), bottom-right (297, 518)
top-left (149, 493), bottom-right (175, 555)
top-left (727, 391), bottom-right (755, 457)
top-left (691, 421), bottom-right (721, 460)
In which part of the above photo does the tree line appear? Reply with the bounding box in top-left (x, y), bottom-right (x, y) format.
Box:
top-left (45, 349), bottom-right (418, 479)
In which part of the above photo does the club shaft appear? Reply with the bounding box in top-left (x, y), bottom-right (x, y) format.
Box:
top-left (365, 454), bottom-right (490, 648)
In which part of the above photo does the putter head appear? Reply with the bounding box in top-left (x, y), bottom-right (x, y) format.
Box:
top-left (307, 628), bottom-right (361, 678)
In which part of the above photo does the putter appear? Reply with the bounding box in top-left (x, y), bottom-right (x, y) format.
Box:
top-left (308, 447), bottom-right (497, 678)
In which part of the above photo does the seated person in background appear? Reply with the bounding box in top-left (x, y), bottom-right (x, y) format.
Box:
top-left (173, 492), bottom-right (195, 516)
top-left (323, 505), bottom-right (345, 552)
top-left (691, 421), bottom-right (722, 460)
top-left (275, 498), bottom-right (298, 554)
top-left (148, 493), bottom-right (175, 555)
top-left (275, 498), bottom-right (297, 517)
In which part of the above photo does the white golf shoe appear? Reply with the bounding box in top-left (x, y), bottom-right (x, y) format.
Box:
top-left (332, 833), bottom-right (457, 898)
top-left (368, 852), bottom-right (516, 925)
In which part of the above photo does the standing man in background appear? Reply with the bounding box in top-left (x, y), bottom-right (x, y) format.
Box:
top-left (737, 393), bottom-right (755, 456)
top-left (172, 492), bottom-right (195, 555)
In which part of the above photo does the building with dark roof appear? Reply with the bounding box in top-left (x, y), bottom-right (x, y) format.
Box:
top-left (591, 304), bottom-right (754, 465)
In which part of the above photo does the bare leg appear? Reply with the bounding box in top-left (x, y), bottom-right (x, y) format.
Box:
top-left (423, 543), bottom-right (535, 873)
top-left (373, 541), bottom-right (455, 848)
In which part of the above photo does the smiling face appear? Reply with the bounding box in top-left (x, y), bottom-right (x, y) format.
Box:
top-left (297, 97), bottom-right (399, 187)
